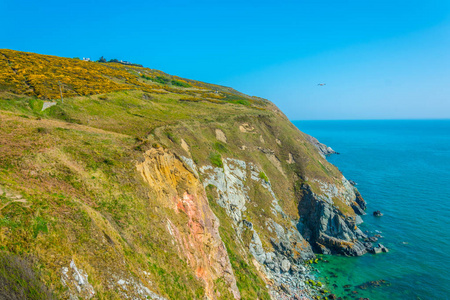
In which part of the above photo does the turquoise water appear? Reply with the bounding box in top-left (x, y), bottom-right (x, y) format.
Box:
top-left (293, 120), bottom-right (450, 300)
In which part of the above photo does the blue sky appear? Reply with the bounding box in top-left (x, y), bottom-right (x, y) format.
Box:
top-left (1, 0), bottom-right (450, 119)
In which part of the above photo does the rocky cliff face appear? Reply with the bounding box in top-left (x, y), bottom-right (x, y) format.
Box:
top-left (136, 148), bottom-right (240, 299)
top-left (298, 183), bottom-right (367, 256)
top-left (0, 50), bottom-right (369, 300)
top-left (139, 112), bottom-right (369, 298)
top-left (199, 157), bottom-right (315, 298)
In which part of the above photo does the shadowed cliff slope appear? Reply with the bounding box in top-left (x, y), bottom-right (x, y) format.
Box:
top-left (0, 49), bottom-right (367, 299)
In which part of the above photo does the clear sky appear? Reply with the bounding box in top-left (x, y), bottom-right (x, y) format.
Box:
top-left (1, 0), bottom-right (450, 119)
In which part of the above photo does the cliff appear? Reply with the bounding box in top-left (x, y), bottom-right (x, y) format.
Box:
top-left (0, 49), bottom-right (367, 299)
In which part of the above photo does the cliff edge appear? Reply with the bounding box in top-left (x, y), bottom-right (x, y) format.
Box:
top-left (0, 49), bottom-right (367, 299)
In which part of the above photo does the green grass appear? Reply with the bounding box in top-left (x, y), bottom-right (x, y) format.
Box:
top-left (32, 216), bottom-right (48, 238)
top-left (258, 171), bottom-right (269, 183)
top-left (147, 262), bottom-right (205, 299)
top-left (213, 142), bottom-right (228, 153)
top-left (164, 130), bottom-right (178, 143)
top-left (0, 114), bottom-right (209, 298)
top-left (209, 152), bottom-right (223, 168)
top-left (140, 74), bottom-right (190, 87)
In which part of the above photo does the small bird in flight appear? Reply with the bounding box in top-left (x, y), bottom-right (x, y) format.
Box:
top-left (317, 83), bottom-right (326, 86)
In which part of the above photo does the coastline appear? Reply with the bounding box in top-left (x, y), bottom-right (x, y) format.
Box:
top-left (293, 119), bottom-right (450, 299)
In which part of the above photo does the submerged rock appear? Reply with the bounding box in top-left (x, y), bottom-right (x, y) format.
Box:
top-left (357, 279), bottom-right (390, 289)
top-left (368, 236), bottom-right (378, 242)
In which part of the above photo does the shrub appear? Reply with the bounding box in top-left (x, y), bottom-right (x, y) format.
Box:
top-left (140, 74), bottom-right (171, 85)
top-left (259, 171), bottom-right (269, 183)
top-left (154, 76), bottom-right (170, 85)
top-left (209, 152), bottom-right (223, 168)
top-left (213, 142), bottom-right (227, 153)
top-left (171, 80), bottom-right (190, 88)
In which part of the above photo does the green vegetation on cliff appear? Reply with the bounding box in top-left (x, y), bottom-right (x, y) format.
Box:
top-left (0, 49), bottom-right (364, 299)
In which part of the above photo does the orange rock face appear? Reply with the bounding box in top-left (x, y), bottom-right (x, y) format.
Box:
top-left (137, 148), bottom-right (240, 299)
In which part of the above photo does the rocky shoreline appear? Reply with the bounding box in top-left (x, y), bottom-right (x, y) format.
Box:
top-left (306, 135), bottom-right (339, 158)
top-left (297, 141), bottom-right (389, 300)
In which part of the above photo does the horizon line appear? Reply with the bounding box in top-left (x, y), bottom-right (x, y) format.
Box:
top-left (291, 118), bottom-right (450, 121)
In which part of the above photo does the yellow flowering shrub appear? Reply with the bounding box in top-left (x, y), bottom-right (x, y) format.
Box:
top-left (0, 49), bottom-right (267, 107)
top-left (0, 50), bottom-right (149, 99)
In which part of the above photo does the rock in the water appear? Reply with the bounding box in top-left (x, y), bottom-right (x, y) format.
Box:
top-left (373, 210), bottom-right (383, 217)
top-left (370, 243), bottom-right (388, 254)
top-left (371, 247), bottom-right (382, 254)
top-left (368, 236), bottom-right (378, 242)
top-left (348, 180), bottom-right (357, 186)
top-left (363, 242), bottom-right (372, 249)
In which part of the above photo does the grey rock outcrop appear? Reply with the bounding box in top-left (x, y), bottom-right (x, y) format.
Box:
top-left (249, 231), bottom-right (267, 265)
top-left (354, 189), bottom-right (367, 210)
top-left (200, 158), bottom-right (315, 297)
top-left (297, 184), bottom-right (367, 256)
top-left (281, 259), bottom-right (291, 273)
top-left (306, 134), bottom-right (337, 158)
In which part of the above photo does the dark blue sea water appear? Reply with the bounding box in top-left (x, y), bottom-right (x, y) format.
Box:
top-left (293, 120), bottom-right (450, 300)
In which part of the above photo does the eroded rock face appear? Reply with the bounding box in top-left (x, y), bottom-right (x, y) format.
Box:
top-left (298, 184), bottom-right (367, 256)
top-left (137, 148), bottom-right (240, 299)
top-left (200, 158), bottom-right (315, 297)
top-left (200, 159), bottom-right (249, 223)
top-left (136, 142), bottom-right (367, 299)
top-left (61, 260), bottom-right (95, 299)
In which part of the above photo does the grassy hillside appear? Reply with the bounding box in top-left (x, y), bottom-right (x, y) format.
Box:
top-left (0, 49), bottom-right (354, 299)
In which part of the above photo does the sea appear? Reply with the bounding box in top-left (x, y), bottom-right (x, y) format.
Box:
top-left (293, 120), bottom-right (450, 300)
